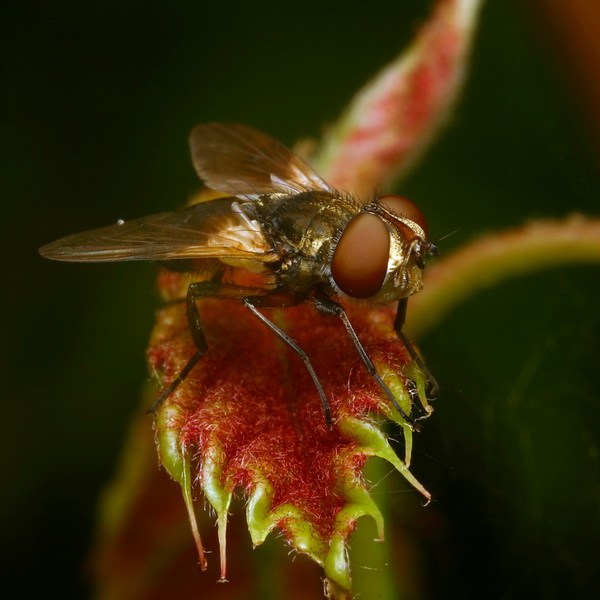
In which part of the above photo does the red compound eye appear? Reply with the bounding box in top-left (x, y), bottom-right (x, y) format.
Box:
top-left (377, 194), bottom-right (428, 237)
top-left (331, 213), bottom-right (390, 299)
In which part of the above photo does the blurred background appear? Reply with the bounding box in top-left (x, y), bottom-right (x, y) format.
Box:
top-left (2, 0), bottom-right (598, 598)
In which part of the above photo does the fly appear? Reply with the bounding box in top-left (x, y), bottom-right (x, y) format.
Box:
top-left (39, 123), bottom-right (439, 427)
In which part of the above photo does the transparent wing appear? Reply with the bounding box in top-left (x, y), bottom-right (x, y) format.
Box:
top-left (39, 198), bottom-right (278, 263)
top-left (189, 122), bottom-right (334, 198)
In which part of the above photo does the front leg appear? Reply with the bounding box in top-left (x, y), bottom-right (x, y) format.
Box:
top-left (313, 293), bottom-right (416, 428)
top-left (394, 298), bottom-right (439, 395)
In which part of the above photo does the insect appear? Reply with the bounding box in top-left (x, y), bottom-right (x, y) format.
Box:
top-left (39, 123), bottom-right (438, 427)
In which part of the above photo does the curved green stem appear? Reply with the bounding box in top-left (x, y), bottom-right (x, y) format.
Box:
top-left (406, 215), bottom-right (600, 340)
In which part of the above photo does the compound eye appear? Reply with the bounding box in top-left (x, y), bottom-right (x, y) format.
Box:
top-left (331, 213), bottom-right (390, 299)
top-left (377, 194), bottom-right (429, 237)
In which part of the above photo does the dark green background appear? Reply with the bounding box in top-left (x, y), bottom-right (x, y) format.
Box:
top-left (2, 1), bottom-right (598, 598)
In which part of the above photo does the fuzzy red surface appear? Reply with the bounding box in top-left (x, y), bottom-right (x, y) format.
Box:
top-left (148, 297), bottom-right (410, 542)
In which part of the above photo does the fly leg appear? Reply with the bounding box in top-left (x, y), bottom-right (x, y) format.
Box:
top-left (312, 293), bottom-right (416, 428)
top-left (150, 282), bottom-right (328, 424)
top-left (242, 298), bottom-right (332, 427)
top-left (149, 281), bottom-right (220, 413)
top-left (394, 298), bottom-right (439, 395)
